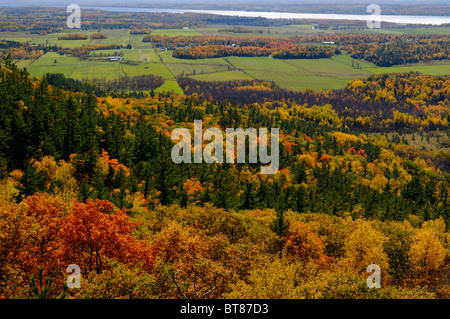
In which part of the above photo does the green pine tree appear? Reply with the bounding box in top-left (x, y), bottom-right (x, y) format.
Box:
top-left (16, 158), bottom-right (45, 202)
top-left (271, 206), bottom-right (289, 259)
top-left (28, 266), bottom-right (67, 299)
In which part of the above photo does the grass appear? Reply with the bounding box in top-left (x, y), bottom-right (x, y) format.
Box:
top-left (284, 57), bottom-right (371, 78)
top-left (7, 27), bottom-right (450, 93)
top-left (364, 63), bottom-right (450, 76)
top-left (22, 47), bottom-right (450, 93)
top-left (330, 26), bottom-right (450, 36)
top-left (27, 52), bottom-right (79, 78)
top-left (155, 80), bottom-right (184, 94)
top-left (151, 29), bottom-right (202, 37)
top-left (225, 55), bottom-right (371, 91)
top-left (120, 62), bottom-right (174, 79)
top-left (190, 70), bottom-right (253, 81)
top-left (0, 31), bottom-right (35, 42)
top-left (372, 27), bottom-right (450, 36)
top-left (71, 60), bottom-right (121, 80)
top-left (32, 30), bottom-right (93, 48)
top-left (14, 59), bottom-right (34, 69)
top-left (336, 50), bottom-right (450, 76)
top-left (136, 49), bottom-right (161, 62)
top-left (331, 53), bottom-right (376, 69)
top-left (157, 50), bottom-right (229, 65)
top-left (89, 29), bottom-right (131, 46)
top-left (89, 50), bottom-right (120, 58)
top-left (165, 63), bottom-right (230, 77)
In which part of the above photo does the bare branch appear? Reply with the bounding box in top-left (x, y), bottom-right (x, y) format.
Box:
top-left (171, 267), bottom-right (188, 299)
top-left (193, 282), bottom-right (201, 299)
top-left (201, 285), bottom-right (216, 299)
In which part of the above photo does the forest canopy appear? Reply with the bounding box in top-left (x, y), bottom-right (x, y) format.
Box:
top-left (0, 56), bottom-right (449, 299)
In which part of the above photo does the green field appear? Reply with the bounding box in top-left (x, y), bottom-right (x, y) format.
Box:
top-left (155, 80), bottom-right (184, 94)
top-left (190, 70), bottom-right (252, 81)
top-left (364, 64), bottom-right (450, 76)
top-left (89, 50), bottom-right (119, 58)
top-left (3, 26), bottom-right (449, 93)
top-left (120, 62), bottom-right (174, 78)
top-left (14, 58), bottom-right (34, 69)
top-left (22, 48), bottom-right (450, 92)
top-left (151, 29), bottom-right (202, 37)
top-left (165, 62), bottom-right (230, 77)
top-left (0, 31), bottom-right (35, 43)
top-left (157, 50), bottom-right (229, 65)
top-left (27, 52), bottom-right (79, 78)
top-left (224, 55), bottom-right (372, 91)
top-left (331, 53), bottom-right (376, 69)
top-left (71, 60), bottom-right (121, 80)
top-left (364, 27), bottom-right (450, 36)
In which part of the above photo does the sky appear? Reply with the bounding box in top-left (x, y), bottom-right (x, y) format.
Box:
top-left (1, 0), bottom-right (449, 5)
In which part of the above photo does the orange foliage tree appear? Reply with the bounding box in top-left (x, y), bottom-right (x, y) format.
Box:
top-left (17, 194), bottom-right (65, 279)
top-left (60, 199), bottom-right (155, 276)
top-left (284, 220), bottom-right (329, 265)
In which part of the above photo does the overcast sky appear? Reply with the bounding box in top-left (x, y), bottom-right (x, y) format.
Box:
top-left (1, 0), bottom-right (449, 5)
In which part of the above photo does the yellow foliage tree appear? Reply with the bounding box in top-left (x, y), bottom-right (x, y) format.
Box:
top-left (284, 220), bottom-right (327, 263)
top-left (409, 227), bottom-right (446, 277)
top-left (342, 221), bottom-right (389, 274)
top-left (225, 257), bottom-right (303, 299)
top-left (0, 178), bottom-right (19, 207)
top-left (370, 174), bottom-right (389, 192)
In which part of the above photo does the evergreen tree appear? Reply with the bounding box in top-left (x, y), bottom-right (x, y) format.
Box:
top-left (240, 181), bottom-right (254, 210)
top-left (27, 266), bottom-right (67, 299)
top-left (16, 158), bottom-right (45, 202)
top-left (179, 184), bottom-right (189, 208)
top-left (292, 184), bottom-right (306, 213)
top-left (200, 186), bottom-right (212, 205)
top-left (293, 160), bottom-right (307, 185)
top-left (401, 176), bottom-right (425, 206)
top-left (271, 204), bottom-right (289, 259)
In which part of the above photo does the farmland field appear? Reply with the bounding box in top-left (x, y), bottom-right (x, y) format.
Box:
top-left (364, 63), bottom-right (450, 76)
top-left (151, 29), bottom-right (202, 37)
top-left (190, 70), bottom-right (252, 81)
top-left (31, 30), bottom-right (93, 48)
top-left (156, 50), bottom-right (229, 65)
top-left (120, 62), bottom-right (174, 78)
top-left (365, 27), bottom-right (450, 36)
top-left (225, 55), bottom-right (371, 91)
top-left (27, 52), bottom-right (79, 78)
top-left (154, 80), bottom-right (184, 94)
top-left (3, 25), bottom-right (450, 92)
top-left (165, 62), bottom-right (230, 77)
top-left (71, 60), bottom-right (121, 80)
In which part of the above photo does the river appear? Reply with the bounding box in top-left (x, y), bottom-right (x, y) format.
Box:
top-left (79, 6), bottom-right (450, 25)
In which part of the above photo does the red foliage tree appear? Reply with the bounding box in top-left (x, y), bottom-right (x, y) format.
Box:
top-left (60, 199), bottom-right (155, 275)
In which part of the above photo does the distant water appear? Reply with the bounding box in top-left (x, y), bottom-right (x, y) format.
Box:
top-left (1, 4), bottom-right (449, 25)
top-left (79, 6), bottom-right (450, 25)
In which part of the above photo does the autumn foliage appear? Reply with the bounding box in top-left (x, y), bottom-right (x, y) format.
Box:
top-left (0, 194), bottom-right (155, 298)
top-left (57, 34), bottom-right (89, 40)
top-left (0, 51), bottom-right (449, 299)
top-left (91, 33), bottom-right (107, 40)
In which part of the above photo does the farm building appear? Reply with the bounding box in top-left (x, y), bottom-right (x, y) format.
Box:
top-left (108, 56), bottom-right (123, 61)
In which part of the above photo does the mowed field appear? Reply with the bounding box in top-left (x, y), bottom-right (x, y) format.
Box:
top-left (364, 60), bottom-right (450, 76)
top-left (3, 26), bottom-right (450, 93)
top-left (223, 54), bottom-right (372, 91)
top-left (17, 29), bottom-right (185, 93)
